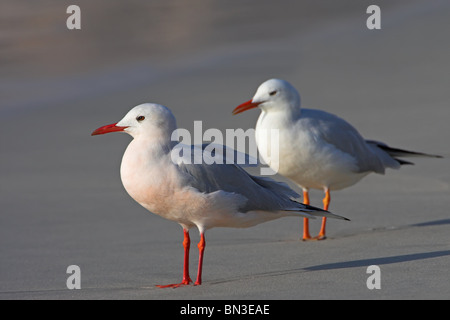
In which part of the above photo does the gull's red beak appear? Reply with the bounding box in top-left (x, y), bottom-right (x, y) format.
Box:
top-left (232, 100), bottom-right (261, 115)
top-left (91, 123), bottom-right (128, 136)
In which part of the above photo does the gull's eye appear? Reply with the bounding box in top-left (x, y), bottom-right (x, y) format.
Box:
top-left (136, 115), bottom-right (145, 122)
top-left (269, 90), bottom-right (277, 96)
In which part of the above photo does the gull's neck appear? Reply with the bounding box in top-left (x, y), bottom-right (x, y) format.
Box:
top-left (258, 100), bottom-right (302, 128)
top-left (127, 132), bottom-right (176, 164)
top-left (120, 132), bottom-right (177, 198)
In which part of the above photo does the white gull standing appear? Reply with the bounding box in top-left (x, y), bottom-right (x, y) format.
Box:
top-left (233, 79), bottom-right (441, 241)
top-left (91, 103), bottom-right (348, 288)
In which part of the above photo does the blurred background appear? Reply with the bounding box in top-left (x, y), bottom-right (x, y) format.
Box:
top-left (1, 0), bottom-right (449, 298)
top-left (0, 0), bottom-right (412, 118)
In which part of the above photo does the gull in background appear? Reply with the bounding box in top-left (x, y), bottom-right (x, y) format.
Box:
top-left (233, 79), bottom-right (441, 240)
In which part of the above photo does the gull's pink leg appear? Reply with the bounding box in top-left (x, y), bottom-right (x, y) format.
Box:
top-left (156, 229), bottom-right (193, 288)
top-left (194, 233), bottom-right (206, 286)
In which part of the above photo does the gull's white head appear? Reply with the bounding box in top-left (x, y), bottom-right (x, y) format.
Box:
top-left (91, 103), bottom-right (177, 139)
top-left (233, 79), bottom-right (301, 115)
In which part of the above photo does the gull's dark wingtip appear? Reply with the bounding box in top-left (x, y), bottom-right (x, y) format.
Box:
top-left (290, 200), bottom-right (350, 221)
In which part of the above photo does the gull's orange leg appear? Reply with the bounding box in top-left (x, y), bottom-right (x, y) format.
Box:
top-left (156, 229), bottom-right (193, 288)
top-left (302, 190), bottom-right (312, 241)
top-left (194, 233), bottom-right (206, 286)
top-left (314, 188), bottom-right (330, 240)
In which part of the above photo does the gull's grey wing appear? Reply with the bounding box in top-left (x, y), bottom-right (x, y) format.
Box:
top-left (176, 160), bottom-right (348, 220)
top-left (300, 109), bottom-right (399, 174)
top-left (177, 160), bottom-right (295, 212)
top-left (172, 143), bottom-right (259, 167)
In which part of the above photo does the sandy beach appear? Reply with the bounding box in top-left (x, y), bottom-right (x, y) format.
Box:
top-left (1, 0), bottom-right (450, 300)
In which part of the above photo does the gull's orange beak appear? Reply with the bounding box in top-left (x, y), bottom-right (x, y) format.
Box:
top-left (91, 123), bottom-right (128, 136)
top-left (232, 100), bottom-right (262, 115)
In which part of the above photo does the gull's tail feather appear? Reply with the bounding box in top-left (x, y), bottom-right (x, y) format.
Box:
top-left (366, 140), bottom-right (443, 166)
top-left (285, 200), bottom-right (350, 221)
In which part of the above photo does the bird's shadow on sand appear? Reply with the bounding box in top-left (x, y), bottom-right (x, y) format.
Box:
top-left (211, 219), bottom-right (450, 284)
top-left (304, 249), bottom-right (450, 271)
top-left (210, 249), bottom-right (450, 285)
top-left (306, 218), bottom-right (450, 271)
top-left (409, 218), bottom-right (450, 228)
